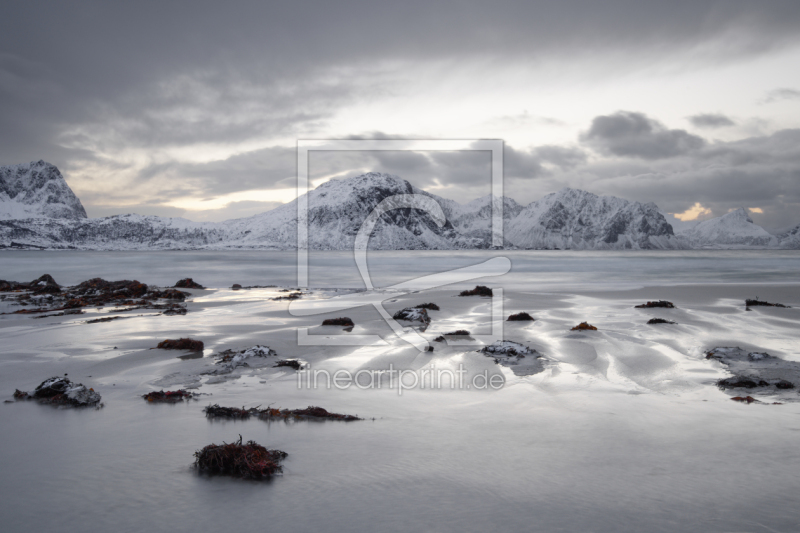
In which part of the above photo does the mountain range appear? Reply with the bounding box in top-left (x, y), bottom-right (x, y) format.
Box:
top-left (1, 160), bottom-right (798, 250)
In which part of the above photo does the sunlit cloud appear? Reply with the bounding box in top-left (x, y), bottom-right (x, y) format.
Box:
top-left (748, 207), bottom-right (764, 213)
top-left (672, 202), bottom-right (713, 221)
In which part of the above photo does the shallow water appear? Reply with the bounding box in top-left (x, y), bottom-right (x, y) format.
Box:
top-left (1, 249), bottom-right (799, 290)
top-left (2, 250), bottom-right (800, 533)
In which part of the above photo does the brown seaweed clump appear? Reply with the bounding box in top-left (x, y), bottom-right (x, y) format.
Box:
top-left (647, 318), bottom-right (676, 324)
top-left (274, 359), bottom-right (302, 370)
top-left (194, 435), bottom-right (287, 479)
top-left (731, 396), bottom-right (758, 404)
top-left (322, 317), bottom-right (355, 327)
top-left (507, 312), bottom-right (534, 321)
top-left (745, 298), bottom-right (789, 308)
top-left (635, 300), bottom-right (675, 309)
top-left (459, 285), bottom-right (493, 297)
top-left (272, 291), bottom-right (302, 301)
top-left (175, 278), bottom-right (205, 289)
top-left (433, 330), bottom-right (473, 342)
top-left (204, 404), bottom-right (361, 421)
top-left (571, 322), bottom-right (598, 331)
top-left (415, 303), bottom-right (440, 311)
top-left (157, 338), bottom-right (205, 351)
top-left (143, 390), bottom-right (196, 402)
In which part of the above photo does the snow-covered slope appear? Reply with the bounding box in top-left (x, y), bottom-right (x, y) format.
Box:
top-left (0, 161), bottom-right (87, 220)
top-left (219, 172), bottom-right (467, 250)
top-left (504, 188), bottom-right (679, 250)
top-left (778, 224), bottom-right (800, 249)
top-left (679, 208), bottom-right (777, 248)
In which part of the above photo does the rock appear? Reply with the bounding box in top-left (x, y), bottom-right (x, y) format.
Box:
top-left (507, 312), bottom-right (534, 321)
top-left (745, 298), bottom-right (789, 308)
top-left (157, 338), bottom-right (204, 351)
top-left (647, 318), bottom-right (676, 324)
top-left (414, 302), bottom-right (440, 310)
top-left (459, 285), bottom-right (493, 297)
top-left (14, 376), bottom-right (101, 407)
top-left (274, 359), bottom-right (302, 370)
top-left (480, 340), bottom-right (546, 376)
top-left (392, 307), bottom-right (431, 325)
top-left (433, 330), bottom-right (472, 342)
top-left (143, 390), bottom-right (196, 402)
top-left (635, 300), bottom-right (675, 308)
top-left (231, 284), bottom-right (242, 290)
top-left (571, 322), bottom-right (598, 331)
top-left (174, 278), bottom-right (204, 289)
top-left (322, 317), bottom-right (355, 327)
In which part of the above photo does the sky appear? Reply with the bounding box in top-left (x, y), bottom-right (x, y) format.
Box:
top-left (2, 0), bottom-right (800, 230)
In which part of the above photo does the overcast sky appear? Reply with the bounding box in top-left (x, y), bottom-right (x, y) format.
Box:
top-left (2, 0), bottom-right (800, 229)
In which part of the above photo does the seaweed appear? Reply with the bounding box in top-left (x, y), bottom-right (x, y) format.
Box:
top-left (272, 292), bottom-right (302, 301)
top-left (415, 303), bottom-right (440, 311)
top-left (507, 312), bottom-right (534, 321)
top-left (635, 300), bottom-right (675, 309)
top-left (194, 435), bottom-right (287, 480)
top-left (433, 330), bottom-right (473, 342)
top-left (571, 322), bottom-right (598, 331)
top-left (204, 404), bottom-right (361, 421)
top-left (731, 396), bottom-right (758, 403)
top-left (647, 318), bottom-right (676, 324)
top-left (274, 359), bottom-right (302, 370)
top-left (143, 389), bottom-right (196, 402)
top-left (86, 316), bottom-right (123, 324)
top-left (459, 285), bottom-right (493, 297)
top-left (157, 338), bottom-right (204, 351)
top-left (745, 298), bottom-right (789, 308)
top-left (322, 317), bottom-right (355, 326)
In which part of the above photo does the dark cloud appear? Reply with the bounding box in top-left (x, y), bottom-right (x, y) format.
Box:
top-left (762, 87), bottom-right (800, 103)
top-left (688, 113), bottom-right (736, 128)
top-left (582, 111), bottom-right (707, 159)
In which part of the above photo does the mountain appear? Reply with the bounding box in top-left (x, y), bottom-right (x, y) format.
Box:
top-left (0, 161), bottom-right (87, 220)
top-left (0, 162), bottom-right (793, 250)
top-left (505, 188), bottom-right (679, 249)
top-left (679, 208), bottom-right (777, 248)
top-left (777, 223), bottom-right (800, 249)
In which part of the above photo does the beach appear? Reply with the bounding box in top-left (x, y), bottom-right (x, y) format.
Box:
top-left (1, 250), bottom-right (800, 532)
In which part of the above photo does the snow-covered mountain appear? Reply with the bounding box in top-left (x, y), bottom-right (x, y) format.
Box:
top-left (0, 161), bottom-right (87, 220)
top-left (0, 161), bottom-right (794, 250)
top-left (678, 208), bottom-right (777, 248)
top-left (505, 188), bottom-right (679, 249)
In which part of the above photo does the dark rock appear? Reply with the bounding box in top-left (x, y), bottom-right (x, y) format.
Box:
top-left (459, 285), bottom-right (493, 297)
top-left (635, 300), bottom-right (675, 308)
top-left (174, 278), bottom-right (204, 289)
top-left (507, 312), bottom-right (534, 321)
top-left (322, 317), bottom-right (355, 327)
top-left (415, 302), bottom-right (440, 311)
top-left (274, 359), bottom-right (302, 370)
top-left (745, 298), bottom-right (789, 308)
top-left (157, 338), bottom-right (204, 351)
top-left (647, 318), bottom-right (676, 324)
top-left (433, 330), bottom-right (473, 342)
top-left (231, 284), bottom-right (242, 290)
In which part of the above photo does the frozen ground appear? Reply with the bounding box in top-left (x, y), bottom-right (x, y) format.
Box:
top-left (1, 250), bottom-right (800, 532)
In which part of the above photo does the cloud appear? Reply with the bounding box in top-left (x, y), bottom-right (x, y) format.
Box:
top-left (671, 202), bottom-right (713, 221)
top-left (581, 111), bottom-right (707, 159)
top-left (688, 113), bottom-right (736, 128)
top-left (761, 87), bottom-right (800, 103)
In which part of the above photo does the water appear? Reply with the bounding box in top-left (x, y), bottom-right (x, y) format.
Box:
top-left (1, 249), bottom-right (799, 290)
top-left (2, 250), bottom-right (800, 532)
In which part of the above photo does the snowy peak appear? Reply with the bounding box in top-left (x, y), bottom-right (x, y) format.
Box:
top-left (505, 187), bottom-right (677, 250)
top-left (680, 207), bottom-right (776, 248)
top-left (0, 160), bottom-right (87, 220)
